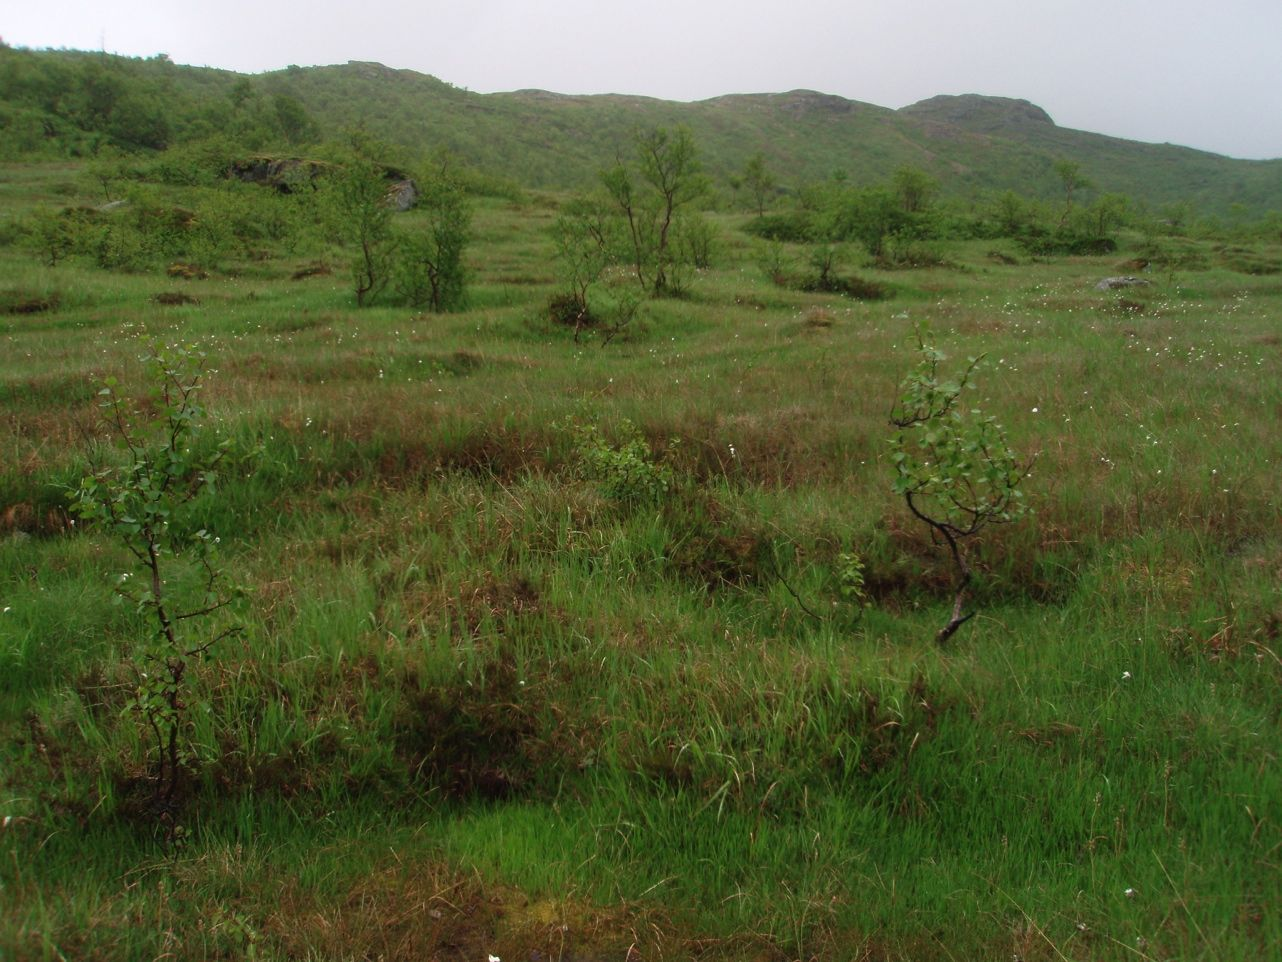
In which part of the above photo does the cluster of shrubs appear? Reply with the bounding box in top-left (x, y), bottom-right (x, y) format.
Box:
top-left (11, 131), bottom-right (476, 313)
top-left (22, 184), bottom-right (308, 272)
top-left (743, 170), bottom-right (1132, 282)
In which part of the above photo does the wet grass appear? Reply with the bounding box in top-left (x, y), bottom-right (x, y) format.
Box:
top-left (1, 170), bottom-right (1280, 960)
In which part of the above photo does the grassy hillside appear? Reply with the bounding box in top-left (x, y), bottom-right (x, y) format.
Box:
top-left (5, 46), bottom-right (1282, 218)
top-left (902, 94), bottom-right (1282, 215)
top-left (1, 150), bottom-right (1280, 960)
top-left (263, 61), bottom-right (1282, 213)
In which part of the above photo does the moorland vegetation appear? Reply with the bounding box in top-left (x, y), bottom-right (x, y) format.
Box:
top-left (1, 44), bottom-right (1281, 961)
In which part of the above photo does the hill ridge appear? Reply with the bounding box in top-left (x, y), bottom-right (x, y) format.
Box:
top-left (4, 48), bottom-right (1281, 214)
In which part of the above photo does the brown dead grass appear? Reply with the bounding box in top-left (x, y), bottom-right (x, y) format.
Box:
top-left (263, 857), bottom-right (688, 962)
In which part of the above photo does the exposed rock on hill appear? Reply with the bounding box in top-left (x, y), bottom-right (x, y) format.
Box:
top-left (227, 156), bottom-right (331, 192)
top-left (899, 95), bottom-right (1056, 134)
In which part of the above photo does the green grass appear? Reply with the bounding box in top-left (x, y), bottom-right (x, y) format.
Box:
top-left (1, 164), bottom-right (1280, 961)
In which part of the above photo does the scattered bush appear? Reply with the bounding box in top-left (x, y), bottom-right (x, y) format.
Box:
top-left (877, 237), bottom-right (952, 269)
top-left (394, 177), bottom-right (472, 312)
top-left (601, 126), bottom-right (708, 295)
top-left (570, 419), bottom-right (677, 504)
top-left (743, 211), bottom-right (814, 244)
top-left (320, 135), bottom-right (398, 306)
top-left (549, 195), bottom-right (614, 330)
top-left (68, 344), bottom-right (252, 836)
top-left (889, 326), bottom-right (1031, 643)
top-left (789, 267), bottom-right (888, 300)
top-left (1016, 227), bottom-right (1117, 256)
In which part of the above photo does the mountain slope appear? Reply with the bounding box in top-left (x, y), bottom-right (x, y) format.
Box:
top-left (900, 94), bottom-right (1282, 214)
top-left (4, 48), bottom-right (1280, 215)
top-left (255, 62), bottom-right (1282, 213)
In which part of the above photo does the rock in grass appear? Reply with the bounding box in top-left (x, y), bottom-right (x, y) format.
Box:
top-left (1095, 276), bottom-right (1152, 291)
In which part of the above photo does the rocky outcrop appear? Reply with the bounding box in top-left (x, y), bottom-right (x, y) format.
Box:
top-left (900, 95), bottom-right (1055, 134)
top-left (386, 179), bottom-right (418, 211)
top-left (227, 156), bottom-right (332, 193)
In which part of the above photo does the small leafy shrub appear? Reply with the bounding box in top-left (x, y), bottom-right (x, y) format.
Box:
top-left (743, 211), bottom-right (814, 243)
top-left (69, 343), bottom-right (251, 834)
top-left (23, 205), bottom-right (97, 266)
top-left (93, 219), bottom-right (152, 272)
top-left (676, 212), bottom-right (717, 269)
top-left (1134, 239), bottom-right (1210, 277)
top-left (889, 326), bottom-right (1030, 643)
top-left (548, 292), bottom-right (597, 328)
top-left (548, 284), bottom-right (642, 346)
top-left (320, 136), bottom-right (397, 306)
top-left (570, 419), bottom-right (677, 504)
top-left (600, 125), bottom-right (707, 296)
top-left (549, 194), bottom-right (614, 328)
top-left (877, 238), bottom-right (952, 269)
top-left (393, 176), bottom-right (472, 311)
top-left (594, 284), bottom-right (644, 346)
top-left (1016, 227), bottom-right (1117, 256)
top-left (755, 239), bottom-right (789, 283)
top-left (835, 551), bottom-right (870, 608)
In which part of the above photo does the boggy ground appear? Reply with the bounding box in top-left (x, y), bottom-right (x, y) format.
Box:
top-left (1, 169), bottom-right (1280, 960)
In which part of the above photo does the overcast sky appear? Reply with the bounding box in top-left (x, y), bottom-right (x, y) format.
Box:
top-left (6, 0), bottom-right (1281, 159)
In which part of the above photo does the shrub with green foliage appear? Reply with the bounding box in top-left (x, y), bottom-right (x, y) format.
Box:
top-left (550, 195), bottom-right (616, 332)
top-left (743, 211), bottom-right (814, 244)
top-left (69, 343), bottom-right (250, 835)
top-left (889, 326), bottom-right (1030, 643)
top-left (570, 419), bottom-right (677, 504)
top-left (321, 136), bottom-right (397, 306)
top-left (23, 206), bottom-right (96, 266)
top-left (601, 126), bottom-right (708, 296)
top-left (393, 175), bottom-right (471, 312)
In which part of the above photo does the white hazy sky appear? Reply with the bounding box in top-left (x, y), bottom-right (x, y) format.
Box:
top-left (6, 0), bottom-right (1281, 159)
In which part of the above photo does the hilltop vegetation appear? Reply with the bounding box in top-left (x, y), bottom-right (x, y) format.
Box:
top-left (1, 46), bottom-right (1281, 962)
top-left (4, 45), bottom-right (1282, 219)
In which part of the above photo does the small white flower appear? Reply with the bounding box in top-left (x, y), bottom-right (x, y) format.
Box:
top-left (1124, 887), bottom-right (1136, 898)
top-left (488, 956), bottom-right (501, 962)
top-left (2, 607), bottom-right (10, 614)
top-left (1122, 671), bottom-right (1132, 681)
top-left (1031, 406), bottom-right (1039, 413)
